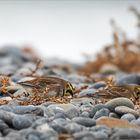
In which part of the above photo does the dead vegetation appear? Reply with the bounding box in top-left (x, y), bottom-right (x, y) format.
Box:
top-left (79, 7), bottom-right (140, 75)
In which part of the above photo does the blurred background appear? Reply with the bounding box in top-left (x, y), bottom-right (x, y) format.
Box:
top-left (0, 0), bottom-right (140, 63)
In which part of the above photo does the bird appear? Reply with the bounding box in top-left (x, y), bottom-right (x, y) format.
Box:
top-left (17, 76), bottom-right (75, 98)
top-left (92, 84), bottom-right (140, 102)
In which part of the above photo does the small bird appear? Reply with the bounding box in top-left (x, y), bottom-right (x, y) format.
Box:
top-left (17, 76), bottom-right (75, 98)
top-left (92, 85), bottom-right (140, 102)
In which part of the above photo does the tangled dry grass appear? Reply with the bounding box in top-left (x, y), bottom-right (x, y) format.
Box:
top-left (79, 7), bottom-right (140, 75)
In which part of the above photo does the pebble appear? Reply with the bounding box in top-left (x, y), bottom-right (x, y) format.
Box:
top-left (70, 97), bottom-right (94, 106)
top-left (0, 110), bottom-right (15, 125)
top-left (46, 104), bottom-right (79, 119)
top-left (115, 106), bottom-right (140, 118)
top-left (93, 108), bottom-right (110, 120)
top-left (49, 118), bottom-right (68, 133)
top-left (64, 123), bottom-right (86, 134)
top-left (89, 81), bottom-right (106, 89)
top-left (73, 131), bottom-right (96, 140)
top-left (116, 74), bottom-right (140, 85)
top-left (72, 117), bottom-right (96, 127)
top-left (40, 129), bottom-right (58, 140)
top-left (131, 118), bottom-right (140, 126)
top-left (12, 115), bottom-right (34, 130)
top-left (32, 117), bottom-right (49, 129)
top-left (105, 97), bottom-right (134, 111)
top-left (0, 120), bottom-right (9, 132)
top-left (90, 125), bottom-right (112, 136)
top-left (110, 128), bottom-right (140, 140)
top-left (78, 88), bottom-right (97, 97)
top-left (80, 104), bottom-right (93, 112)
top-left (0, 105), bottom-right (44, 116)
top-left (121, 113), bottom-right (136, 122)
top-left (67, 74), bottom-right (91, 84)
top-left (80, 111), bottom-right (90, 117)
top-left (109, 112), bottom-right (120, 118)
top-left (90, 104), bottom-right (107, 118)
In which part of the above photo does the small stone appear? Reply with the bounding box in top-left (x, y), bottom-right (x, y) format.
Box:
top-left (0, 110), bottom-right (15, 125)
top-left (36, 123), bottom-right (53, 133)
top-left (49, 118), bottom-right (68, 133)
top-left (131, 118), bottom-right (140, 126)
top-left (90, 125), bottom-right (112, 136)
top-left (0, 119), bottom-right (9, 132)
top-left (6, 132), bottom-right (23, 140)
top-left (105, 97), bottom-right (134, 111)
top-left (40, 129), bottom-right (58, 140)
top-left (115, 106), bottom-right (140, 118)
top-left (116, 74), bottom-right (140, 85)
top-left (78, 89), bottom-right (96, 97)
top-left (94, 108), bottom-right (110, 120)
top-left (64, 123), bottom-right (86, 134)
top-left (46, 104), bottom-right (79, 119)
top-left (32, 117), bottom-right (49, 128)
top-left (70, 98), bottom-right (94, 106)
top-left (110, 128), bottom-right (140, 140)
top-left (89, 81), bottom-right (106, 89)
top-left (0, 105), bottom-right (44, 116)
top-left (80, 111), bottom-right (90, 117)
top-left (109, 112), bottom-right (120, 118)
top-left (121, 113), bottom-right (136, 122)
top-left (80, 104), bottom-right (93, 112)
top-left (73, 131), bottom-right (95, 140)
top-left (72, 117), bottom-right (96, 127)
top-left (12, 115), bottom-right (33, 130)
top-left (90, 104), bottom-right (107, 118)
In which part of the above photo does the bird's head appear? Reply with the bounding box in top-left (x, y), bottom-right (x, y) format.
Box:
top-left (63, 82), bottom-right (75, 97)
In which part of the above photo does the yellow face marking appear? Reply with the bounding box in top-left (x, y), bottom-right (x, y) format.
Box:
top-left (64, 82), bottom-right (75, 96)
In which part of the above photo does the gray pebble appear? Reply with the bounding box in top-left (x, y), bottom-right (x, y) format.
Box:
top-left (0, 110), bottom-right (15, 125)
top-left (116, 74), bottom-right (140, 85)
top-left (6, 132), bottom-right (23, 140)
top-left (131, 118), bottom-right (140, 126)
top-left (32, 117), bottom-right (49, 129)
top-left (80, 111), bottom-right (90, 117)
top-left (49, 118), bottom-right (68, 133)
top-left (40, 129), bottom-right (58, 140)
top-left (105, 97), bottom-right (134, 111)
top-left (73, 131), bottom-right (96, 140)
top-left (89, 81), bottom-right (106, 89)
top-left (90, 125), bottom-right (112, 135)
top-left (115, 106), bottom-right (139, 118)
top-left (27, 135), bottom-right (40, 140)
top-left (0, 120), bottom-right (9, 132)
top-left (94, 108), bottom-right (110, 120)
top-left (72, 117), bottom-right (96, 127)
top-left (70, 98), bottom-right (94, 106)
top-left (65, 123), bottom-right (86, 134)
top-left (46, 104), bottom-right (79, 119)
top-left (90, 104), bottom-right (107, 118)
top-left (121, 113), bottom-right (136, 122)
top-left (78, 88), bottom-right (96, 97)
top-left (109, 112), bottom-right (120, 118)
top-left (12, 115), bottom-right (33, 130)
top-left (80, 104), bottom-right (93, 112)
top-left (110, 128), bottom-right (140, 140)
top-left (0, 105), bottom-right (44, 116)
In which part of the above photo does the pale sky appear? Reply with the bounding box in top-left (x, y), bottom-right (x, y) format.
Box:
top-left (0, 0), bottom-right (140, 62)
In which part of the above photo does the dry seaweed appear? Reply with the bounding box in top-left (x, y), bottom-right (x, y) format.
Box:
top-left (79, 7), bottom-right (140, 75)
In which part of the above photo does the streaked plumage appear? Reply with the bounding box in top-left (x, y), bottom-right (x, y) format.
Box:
top-left (17, 76), bottom-right (74, 98)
